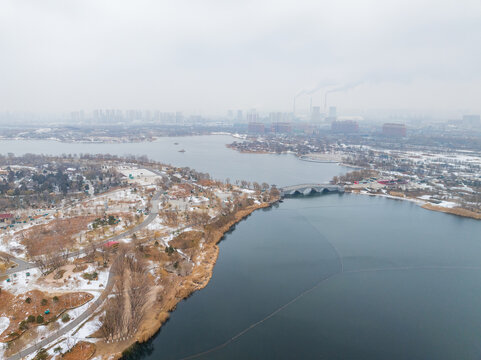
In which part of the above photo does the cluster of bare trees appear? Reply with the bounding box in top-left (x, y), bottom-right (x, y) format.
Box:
top-left (159, 210), bottom-right (179, 227)
top-left (101, 247), bottom-right (151, 340)
top-left (459, 191), bottom-right (481, 212)
top-left (185, 210), bottom-right (210, 227)
top-left (332, 170), bottom-right (378, 184)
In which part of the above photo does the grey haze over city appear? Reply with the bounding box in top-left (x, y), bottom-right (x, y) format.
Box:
top-left (1, 0), bottom-right (481, 117)
top-left (4, 2), bottom-right (481, 360)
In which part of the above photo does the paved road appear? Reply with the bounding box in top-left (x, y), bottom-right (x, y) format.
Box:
top-left (4, 182), bottom-right (163, 359)
top-left (2, 256), bottom-right (34, 276)
top-left (0, 189), bottom-right (162, 277)
top-left (7, 258), bottom-right (119, 360)
top-left (65, 189), bottom-right (161, 259)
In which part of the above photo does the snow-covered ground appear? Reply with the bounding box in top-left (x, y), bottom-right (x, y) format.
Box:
top-left (2, 268), bottom-right (41, 296)
top-left (0, 317), bottom-right (10, 336)
top-left (436, 200), bottom-right (458, 208)
top-left (118, 167), bottom-right (162, 186)
top-left (2, 265), bottom-right (108, 296)
top-left (0, 264), bottom-right (107, 360)
top-left (23, 309), bottom-right (103, 360)
top-left (146, 217), bottom-right (167, 232)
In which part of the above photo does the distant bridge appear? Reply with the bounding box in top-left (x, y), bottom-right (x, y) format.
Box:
top-left (280, 183), bottom-right (344, 197)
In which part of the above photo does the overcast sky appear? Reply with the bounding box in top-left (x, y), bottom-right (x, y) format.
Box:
top-left (1, 0), bottom-right (480, 115)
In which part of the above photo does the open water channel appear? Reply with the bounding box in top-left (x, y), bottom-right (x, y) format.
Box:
top-left (2, 135), bottom-right (481, 359)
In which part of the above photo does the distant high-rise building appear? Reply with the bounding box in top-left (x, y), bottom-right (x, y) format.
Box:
top-left (382, 123), bottom-right (406, 137)
top-left (70, 111), bottom-right (85, 122)
top-left (144, 110), bottom-right (152, 121)
top-left (329, 106), bottom-right (337, 118)
top-left (311, 106), bottom-right (321, 122)
top-left (237, 110), bottom-right (243, 121)
top-left (246, 111), bottom-right (258, 122)
top-left (271, 122), bottom-right (292, 134)
top-left (175, 112), bottom-right (183, 123)
top-left (269, 112), bottom-right (282, 122)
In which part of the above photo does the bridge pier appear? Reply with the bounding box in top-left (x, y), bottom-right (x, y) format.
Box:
top-left (280, 183), bottom-right (344, 197)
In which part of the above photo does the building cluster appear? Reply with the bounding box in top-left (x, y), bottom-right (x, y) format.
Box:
top-left (341, 145), bottom-right (481, 211)
top-left (71, 109), bottom-right (185, 124)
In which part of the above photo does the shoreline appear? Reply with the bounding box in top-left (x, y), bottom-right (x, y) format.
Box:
top-left (350, 190), bottom-right (481, 221)
top-left (108, 200), bottom-right (276, 359)
top-left (118, 190), bottom-right (479, 358)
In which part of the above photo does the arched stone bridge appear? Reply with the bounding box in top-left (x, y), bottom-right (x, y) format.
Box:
top-left (280, 184), bottom-right (344, 197)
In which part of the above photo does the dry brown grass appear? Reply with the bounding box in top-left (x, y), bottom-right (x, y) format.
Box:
top-left (0, 289), bottom-right (93, 342)
top-left (0, 261), bottom-right (11, 272)
top-left (422, 203), bottom-right (481, 220)
top-left (170, 231), bottom-right (203, 250)
top-left (169, 184), bottom-right (193, 198)
top-left (389, 191), bottom-right (405, 198)
top-left (58, 341), bottom-right (95, 360)
top-left (21, 216), bottom-right (96, 257)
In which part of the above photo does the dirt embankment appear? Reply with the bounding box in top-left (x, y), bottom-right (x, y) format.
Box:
top-left (99, 200), bottom-right (276, 359)
top-left (139, 201), bottom-right (273, 339)
top-left (422, 203), bottom-right (481, 220)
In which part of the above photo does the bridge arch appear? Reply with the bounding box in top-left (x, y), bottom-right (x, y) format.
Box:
top-left (280, 184), bottom-right (344, 197)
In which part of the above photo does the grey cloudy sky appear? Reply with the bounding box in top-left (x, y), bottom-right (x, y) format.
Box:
top-left (1, 0), bottom-right (480, 115)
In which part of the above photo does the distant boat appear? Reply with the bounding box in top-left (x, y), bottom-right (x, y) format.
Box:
top-left (178, 149), bottom-right (186, 153)
top-left (174, 142), bottom-right (179, 145)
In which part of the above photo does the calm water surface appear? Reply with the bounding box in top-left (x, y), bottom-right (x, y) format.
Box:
top-left (2, 136), bottom-right (481, 359)
top-left (0, 135), bottom-right (346, 186)
top-left (127, 195), bottom-right (481, 360)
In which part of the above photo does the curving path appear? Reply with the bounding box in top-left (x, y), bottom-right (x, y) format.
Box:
top-left (0, 189), bottom-right (162, 277)
top-left (4, 184), bottom-right (163, 359)
top-left (7, 258), bottom-right (118, 360)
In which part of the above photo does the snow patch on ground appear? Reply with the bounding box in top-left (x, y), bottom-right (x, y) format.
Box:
top-left (2, 265), bottom-right (108, 296)
top-left (2, 268), bottom-right (41, 296)
top-left (0, 317), bottom-right (10, 335)
top-left (437, 201), bottom-right (457, 208)
top-left (146, 217), bottom-right (166, 231)
top-left (418, 195), bottom-right (432, 200)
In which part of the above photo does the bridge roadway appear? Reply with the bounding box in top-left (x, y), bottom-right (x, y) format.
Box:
top-left (280, 183), bottom-right (344, 196)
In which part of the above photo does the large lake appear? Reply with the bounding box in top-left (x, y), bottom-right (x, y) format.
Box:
top-left (2, 135), bottom-right (481, 359)
top-left (0, 135), bottom-right (345, 186)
